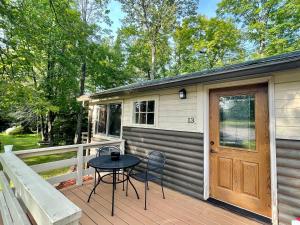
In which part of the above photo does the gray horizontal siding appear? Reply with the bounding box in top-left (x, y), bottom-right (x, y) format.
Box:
top-left (277, 139), bottom-right (300, 225)
top-left (123, 126), bottom-right (204, 199)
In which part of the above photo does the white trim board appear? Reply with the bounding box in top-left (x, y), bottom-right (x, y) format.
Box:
top-left (202, 76), bottom-right (278, 225)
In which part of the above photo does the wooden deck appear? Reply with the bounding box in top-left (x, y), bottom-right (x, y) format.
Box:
top-left (60, 180), bottom-right (262, 225)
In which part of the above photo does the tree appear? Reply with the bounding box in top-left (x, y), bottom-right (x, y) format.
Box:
top-left (116, 26), bottom-right (172, 80)
top-left (119, 0), bottom-right (198, 80)
top-left (0, 0), bottom-right (86, 145)
top-left (173, 15), bottom-right (243, 74)
top-left (73, 0), bottom-right (110, 144)
top-left (217, 0), bottom-right (300, 57)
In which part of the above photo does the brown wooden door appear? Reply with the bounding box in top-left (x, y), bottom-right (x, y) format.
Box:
top-left (209, 83), bottom-right (271, 217)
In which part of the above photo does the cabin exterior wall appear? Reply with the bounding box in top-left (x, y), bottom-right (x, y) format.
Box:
top-left (90, 67), bottom-right (300, 225)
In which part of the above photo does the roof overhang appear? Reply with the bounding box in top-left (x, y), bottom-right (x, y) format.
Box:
top-left (76, 95), bottom-right (90, 102)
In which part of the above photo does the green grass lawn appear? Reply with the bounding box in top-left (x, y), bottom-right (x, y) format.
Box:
top-left (0, 133), bottom-right (40, 152)
top-left (0, 133), bottom-right (76, 180)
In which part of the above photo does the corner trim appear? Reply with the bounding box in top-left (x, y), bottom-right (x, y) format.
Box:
top-left (268, 77), bottom-right (278, 225)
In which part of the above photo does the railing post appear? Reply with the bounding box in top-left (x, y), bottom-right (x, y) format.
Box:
top-left (120, 140), bottom-right (125, 155)
top-left (76, 145), bottom-right (83, 186)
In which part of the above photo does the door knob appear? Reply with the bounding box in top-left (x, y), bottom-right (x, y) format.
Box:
top-left (210, 149), bottom-right (217, 153)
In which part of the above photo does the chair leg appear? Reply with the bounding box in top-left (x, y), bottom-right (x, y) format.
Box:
top-left (126, 175), bottom-right (129, 196)
top-left (94, 170), bottom-right (96, 194)
top-left (122, 171), bottom-right (125, 191)
top-left (161, 179), bottom-right (165, 199)
top-left (144, 180), bottom-right (147, 210)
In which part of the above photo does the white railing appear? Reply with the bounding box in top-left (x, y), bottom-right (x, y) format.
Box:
top-left (15, 139), bottom-right (125, 186)
top-left (0, 153), bottom-right (81, 225)
top-left (0, 139), bottom-right (125, 225)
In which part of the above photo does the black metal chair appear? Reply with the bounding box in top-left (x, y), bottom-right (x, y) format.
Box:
top-left (93, 145), bottom-right (124, 193)
top-left (129, 151), bottom-right (166, 210)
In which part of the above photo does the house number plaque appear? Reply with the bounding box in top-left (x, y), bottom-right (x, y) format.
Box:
top-left (188, 117), bottom-right (195, 123)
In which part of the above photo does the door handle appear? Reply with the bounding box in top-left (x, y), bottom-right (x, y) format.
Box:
top-left (210, 149), bottom-right (218, 153)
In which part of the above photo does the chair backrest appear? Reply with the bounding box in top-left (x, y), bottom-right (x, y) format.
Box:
top-left (147, 151), bottom-right (166, 177)
top-left (96, 145), bottom-right (120, 157)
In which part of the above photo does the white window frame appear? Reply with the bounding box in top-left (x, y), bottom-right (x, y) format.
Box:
top-left (94, 101), bottom-right (123, 139)
top-left (130, 96), bottom-right (159, 128)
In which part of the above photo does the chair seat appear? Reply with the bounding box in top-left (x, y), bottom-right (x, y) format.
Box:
top-left (131, 172), bottom-right (158, 182)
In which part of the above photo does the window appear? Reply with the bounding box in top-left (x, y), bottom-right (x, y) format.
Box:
top-left (95, 103), bottom-right (122, 137)
top-left (134, 100), bottom-right (155, 125)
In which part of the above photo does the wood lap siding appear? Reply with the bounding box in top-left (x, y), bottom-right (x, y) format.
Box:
top-left (276, 139), bottom-right (300, 225)
top-left (123, 126), bottom-right (204, 199)
top-left (274, 68), bottom-right (300, 140)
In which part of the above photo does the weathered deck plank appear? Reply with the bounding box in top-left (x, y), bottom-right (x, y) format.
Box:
top-left (60, 180), bottom-right (263, 225)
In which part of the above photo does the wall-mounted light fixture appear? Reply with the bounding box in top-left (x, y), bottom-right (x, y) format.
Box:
top-left (179, 88), bottom-right (187, 99)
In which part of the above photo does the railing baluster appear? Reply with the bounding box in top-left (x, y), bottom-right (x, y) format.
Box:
top-left (76, 145), bottom-right (83, 186)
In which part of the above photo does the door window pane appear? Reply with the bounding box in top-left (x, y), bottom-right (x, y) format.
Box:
top-left (108, 104), bottom-right (122, 136)
top-left (219, 95), bottom-right (256, 150)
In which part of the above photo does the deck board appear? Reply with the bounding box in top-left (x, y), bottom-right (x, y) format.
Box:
top-left (60, 179), bottom-right (263, 225)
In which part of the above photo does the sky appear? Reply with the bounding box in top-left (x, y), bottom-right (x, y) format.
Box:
top-left (107, 0), bottom-right (221, 35)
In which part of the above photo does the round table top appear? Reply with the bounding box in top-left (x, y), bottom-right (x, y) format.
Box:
top-left (88, 155), bottom-right (141, 170)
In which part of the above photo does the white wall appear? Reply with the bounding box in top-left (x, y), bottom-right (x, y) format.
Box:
top-left (274, 68), bottom-right (300, 140)
top-left (122, 85), bottom-right (204, 133)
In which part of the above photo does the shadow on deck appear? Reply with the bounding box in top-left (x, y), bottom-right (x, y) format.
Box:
top-left (60, 179), bottom-right (262, 225)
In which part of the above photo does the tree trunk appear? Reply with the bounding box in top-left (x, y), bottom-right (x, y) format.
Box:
top-left (75, 62), bottom-right (86, 144)
top-left (47, 111), bottom-right (55, 146)
top-left (150, 42), bottom-right (156, 80)
top-left (40, 115), bottom-right (46, 141)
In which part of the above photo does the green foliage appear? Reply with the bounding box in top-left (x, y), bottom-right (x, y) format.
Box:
top-left (173, 15), bottom-right (244, 73)
top-left (217, 0), bottom-right (300, 57)
top-left (118, 0), bottom-right (198, 79)
top-left (0, 0), bottom-right (132, 145)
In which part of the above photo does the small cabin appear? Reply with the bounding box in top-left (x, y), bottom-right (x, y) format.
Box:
top-left (83, 51), bottom-right (300, 225)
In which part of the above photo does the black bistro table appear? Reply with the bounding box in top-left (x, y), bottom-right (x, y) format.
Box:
top-left (87, 155), bottom-right (141, 216)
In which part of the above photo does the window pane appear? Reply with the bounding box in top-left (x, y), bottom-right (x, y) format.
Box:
top-left (108, 104), bottom-right (122, 136)
top-left (140, 101), bottom-right (147, 112)
top-left (135, 113), bottom-right (139, 124)
top-left (147, 113), bottom-right (154, 124)
top-left (134, 102), bottom-right (139, 113)
top-left (140, 113), bottom-right (146, 124)
top-left (219, 95), bottom-right (256, 150)
top-left (147, 101), bottom-right (155, 112)
top-left (97, 105), bottom-right (107, 134)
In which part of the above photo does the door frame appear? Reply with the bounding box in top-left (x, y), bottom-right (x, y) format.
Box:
top-left (202, 76), bottom-right (278, 225)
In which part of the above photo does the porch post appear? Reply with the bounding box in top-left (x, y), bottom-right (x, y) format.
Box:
top-left (76, 145), bottom-right (83, 186)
